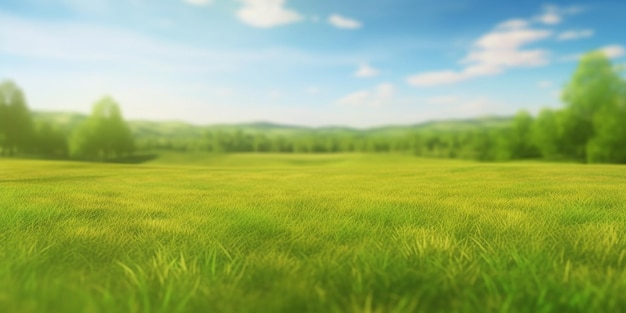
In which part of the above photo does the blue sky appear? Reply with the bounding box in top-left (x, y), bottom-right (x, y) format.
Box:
top-left (0, 0), bottom-right (624, 127)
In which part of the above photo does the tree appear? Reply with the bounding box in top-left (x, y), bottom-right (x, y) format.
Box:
top-left (468, 128), bottom-right (499, 161)
top-left (531, 108), bottom-right (561, 159)
top-left (561, 51), bottom-right (625, 161)
top-left (586, 81), bottom-right (626, 163)
top-left (505, 110), bottom-right (539, 159)
top-left (70, 97), bottom-right (134, 160)
top-left (32, 121), bottom-right (69, 157)
top-left (0, 81), bottom-right (34, 156)
top-left (0, 88), bottom-right (6, 151)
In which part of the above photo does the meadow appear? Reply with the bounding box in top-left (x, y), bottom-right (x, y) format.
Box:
top-left (1, 153), bottom-right (626, 313)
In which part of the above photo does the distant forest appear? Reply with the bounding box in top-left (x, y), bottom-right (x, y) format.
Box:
top-left (1, 51), bottom-right (625, 163)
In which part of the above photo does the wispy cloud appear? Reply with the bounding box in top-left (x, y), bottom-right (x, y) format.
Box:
top-left (408, 71), bottom-right (470, 87)
top-left (426, 96), bottom-right (459, 105)
top-left (0, 12), bottom-right (358, 74)
top-left (533, 4), bottom-right (584, 25)
top-left (538, 80), bottom-right (552, 89)
top-left (354, 64), bottom-right (379, 78)
top-left (0, 13), bottom-right (247, 74)
top-left (48, 0), bottom-right (110, 14)
top-left (495, 19), bottom-right (529, 30)
top-left (560, 44), bottom-right (626, 62)
top-left (408, 21), bottom-right (551, 87)
top-left (557, 29), bottom-right (594, 41)
top-left (183, 0), bottom-right (213, 6)
top-left (462, 26), bottom-right (551, 66)
top-left (328, 14), bottom-right (362, 29)
top-left (337, 83), bottom-right (394, 108)
top-left (237, 0), bottom-right (302, 28)
top-left (601, 45), bottom-right (626, 59)
top-left (406, 4), bottom-right (590, 87)
top-left (305, 86), bottom-right (321, 95)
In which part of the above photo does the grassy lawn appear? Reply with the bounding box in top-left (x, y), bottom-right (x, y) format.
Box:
top-left (1, 153), bottom-right (626, 313)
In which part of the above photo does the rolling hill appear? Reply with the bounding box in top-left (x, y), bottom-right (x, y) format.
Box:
top-left (32, 111), bottom-right (514, 139)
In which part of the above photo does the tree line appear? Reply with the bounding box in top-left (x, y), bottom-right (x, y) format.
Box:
top-left (1, 50), bottom-right (625, 163)
top-left (135, 51), bottom-right (626, 163)
top-left (0, 85), bottom-right (133, 161)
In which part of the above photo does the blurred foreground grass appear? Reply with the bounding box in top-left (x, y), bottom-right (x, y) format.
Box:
top-left (1, 153), bottom-right (626, 313)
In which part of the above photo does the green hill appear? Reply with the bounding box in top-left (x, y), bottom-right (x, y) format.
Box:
top-left (32, 111), bottom-right (513, 139)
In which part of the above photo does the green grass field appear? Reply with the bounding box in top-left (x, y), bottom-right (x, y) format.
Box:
top-left (2, 153), bottom-right (626, 313)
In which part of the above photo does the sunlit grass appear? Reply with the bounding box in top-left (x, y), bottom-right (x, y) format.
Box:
top-left (1, 153), bottom-right (626, 312)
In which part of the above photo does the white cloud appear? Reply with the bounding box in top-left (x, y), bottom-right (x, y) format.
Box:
top-left (49, 0), bottom-right (110, 13)
top-left (354, 64), bottom-right (379, 78)
top-left (408, 22), bottom-right (551, 87)
top-left (533, 4), bottom-right (584, 25)
top-left (462, 63), bottom-right (503, 76)
top-left (536, 12), bottom-right (561, 25)
top-left (472, 28), bottom-right (552, 51)
top-left (601, 45), bottom-right (625, 59)
top-left (376, 83), bottom-right (394, 98)
top-left (305, 86), bottom-right (321, 95)
top-left (426, 96), bottom-right (459, 105)
top-left (406, 5), bottom-right (575, 88)
top-left (538, 80), bottom-right (552, 89)
top-left (183, 0), bottom-right (213, 6)
top-left (337, 83), bottom-right (395, 108)
top-left (462, 47), bottom-right (550, 67)
top-left (408, 71), bottom-right (466, 87)
top-left (496, 19), bottom-right (529, 30)
top-left (337, 90), bottom-right (370, 107)
top-left (237, 0), bottom-right (303, 28)
top-left (328, 14), bottom-right (362, 29)
top-left (557, 29), bottom-right (593, 41)
top-left (560, 45), bottom-right (626, 62)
